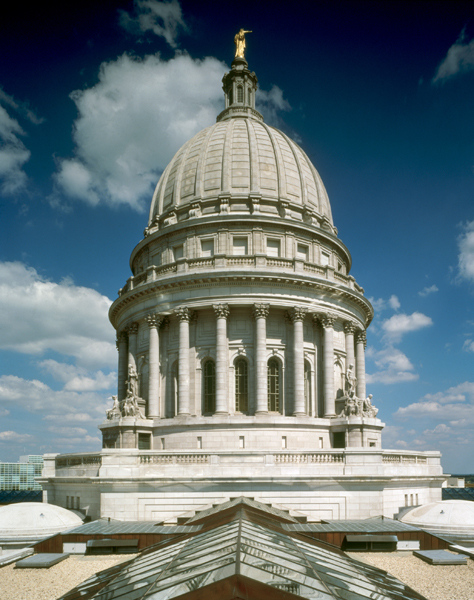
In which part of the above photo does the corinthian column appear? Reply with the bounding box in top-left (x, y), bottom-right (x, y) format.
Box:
top-left (116, 331), bottom-right (128, 401)
top-left (289, 307), bottom-right (307, 416)
top-left (253, 303), bottom-right (269, 414)
top-left (213, 303), bottom-right (230, 414)
top-left (356, 330), bottom-right (367, 400)
top-left (147, 314), bottom-right (163, 418)
top-left (320, 313), bottom-right (336, 417)
top-left (175, 307), bottom-right (190, 416)
top-left (344, 321), bottom-right (356, 392)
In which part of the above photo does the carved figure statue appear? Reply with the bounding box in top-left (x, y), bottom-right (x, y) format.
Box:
top-left (106, 395), bottom-right (121, 420)
top-left (345, 364), bottom-right (357, 398)
top-left (234, 29), bottom-right (252, 58)
top-left (126, 365), bottom-right (139, 398)
top-left (363, 394), bottom-right (378, 418)
top-left (121, 392), bottom-right (145, 419)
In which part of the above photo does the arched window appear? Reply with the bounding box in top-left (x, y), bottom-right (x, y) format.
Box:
top-left (229, 87), bottom-right (233, 106)
top-left (235, 359), bottom-right (248, 412)
top-left (267, 359), bottom-right (280, 412)
top-left (247, 88), bottom-right (251, 105)
top-left (237, 85), bottom-right (243, 103)
top-left (203, 360), bottom-right (216, 414)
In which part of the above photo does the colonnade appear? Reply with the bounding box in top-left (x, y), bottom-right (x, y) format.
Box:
top-left (116, 304), bottom-right (367, 419)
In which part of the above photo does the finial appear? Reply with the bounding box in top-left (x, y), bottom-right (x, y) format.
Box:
top-left (234, 28), bottom-right (252, 59)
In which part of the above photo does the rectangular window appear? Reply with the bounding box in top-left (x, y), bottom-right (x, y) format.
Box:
top-left (233, 237), bottom-right (248, 255)
top-left (161, 437), bottom-right (165, 450)
top-left (138, 433), bottom-right (151, 450)
top-left (405, 494), bottom-right (408, 507)
top-left (197, 437), bottom-right (202, 449)
top-left (282, 436), bottom-right (287, 449)
top-left (201, 239), bottom-right (214, 257)
top-left (416, 494), bottom-right (419, 505)
top-left (296, 244), bottom-right (309, 261)
top-left (410, 494), bottom-right (414, 506)
top-left (76, 497), bottom-right (80, 509)
top-left (239, 436), bottom-right (245, 449)
top-left (66, 496), bottom-right (69, 509)
top-left (321, 251), bottom-right (330, 266)
top-left (173, 244), bottom-right (184, 260)
top-left (267, 238), bottom-right (281, 257)
top-left (319, 437), bottom-right (323, 449)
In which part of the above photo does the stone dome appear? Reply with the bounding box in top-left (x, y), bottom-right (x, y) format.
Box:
top-left (400, 500), bottom-right (474, 537)
top-left (148, 118), bottom-right (333, 227)
top-left (0, 502), bottom-right (83, 539)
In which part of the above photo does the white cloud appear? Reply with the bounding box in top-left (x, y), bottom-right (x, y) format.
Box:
top-left (457, 220), bottom-right (474, 283)
top-left (53, 53), bottom-right (226, 210)
top-left (395, 382), bottom-right (474, 426)
top-left (366, 346), bottom-right (418, 384)
top-left (0, 374), bottom-right (109, 419)
top-left (381, 312), bottom-right (433, 342)
top-left (120, 0), bottom-right (187, 48)
top-left (388, 295), bottom-right (400, 310)
top-left (47, 426), bottom-right (88, 436)
top-left (53, 52), bottom-right (291, 211)
top-left (418, 284), bottom-right (439, 297)
top-left (463, 339), bottom-right (474, 353)
top-left (39, 359), bottom-right (116, 392)
top-left (369, 294), bottom-right (400, 313)
top-left (0, 430), bottom-right (33, 442)
top-left (256, 85), bottom-right (291, 126)
top-left (433, 30), bottom-right (474, 83)
top-left (0, 261), bottom-right (116, 369)
top-left (0, 105), bottom-right (30, 194)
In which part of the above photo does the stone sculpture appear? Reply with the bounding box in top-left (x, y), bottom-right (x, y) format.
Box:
top-left (106, 396), bottom-right (121, 420)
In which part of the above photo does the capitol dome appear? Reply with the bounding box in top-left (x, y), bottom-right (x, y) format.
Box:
top-left (148, 117), bottom-right (333, 230)
top-left (40, 42), bottom-right (445, 524)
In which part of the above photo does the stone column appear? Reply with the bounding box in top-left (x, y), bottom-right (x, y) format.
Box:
top-left (213, 303), bottom-right (230, 414)
top-left (289, 307), bottom-right (307, 416)
top-left (344, 321), bottom-right (356, 392)
top-left (147, 314), bottom-right (163, 419)
top-left (117, 331), bottom-right (128, 401)
top-left (176, 307), bottom-right (190, 416)
top-left (356, 330), bottom-right (367, 400)
top-left (320, 313), bottom-right (336, 417)
top-left (253, 303), bottom-right (269, 414)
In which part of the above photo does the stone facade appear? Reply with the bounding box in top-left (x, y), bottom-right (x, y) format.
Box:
top-left (39, 54), bottom-right (445, 521)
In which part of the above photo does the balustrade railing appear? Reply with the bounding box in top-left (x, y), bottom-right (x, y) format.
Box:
top-left (275, 453), bottom-right (344, 464)
top-left (56, 455), bottom-right (101, 468)
top-left (382, 454), bottom-right (427, 464)
top-left (140, 454), bottom-right (210, 465)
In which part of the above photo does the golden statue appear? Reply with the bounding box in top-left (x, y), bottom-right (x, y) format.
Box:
top-left (234, 28), bottom-right (252, 59)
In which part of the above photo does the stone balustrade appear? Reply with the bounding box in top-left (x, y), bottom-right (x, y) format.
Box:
top-left (118, 255), bottom-right (363, 297)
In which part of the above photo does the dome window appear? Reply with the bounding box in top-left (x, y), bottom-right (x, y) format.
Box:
top-left (201, 239), bottom-right (214, 257)
top-left (203, 359), bottom-right (216, 414)
top-left (267, 358), bottom-right (281, 413)
top-left (235, 358), bottom-right (248, 412)
top-left (173, 244), bottom-right (184, 261)
top-left (247, 88), bottom-right (251, 105)
top-left (237, 85), bottom-right (243, 103)
top-left (233, 237), bottom-right (248, 255)
top-left (266, 238), bottom-right (281, 257)
top-left (297, 244), bottom-right (309, 261)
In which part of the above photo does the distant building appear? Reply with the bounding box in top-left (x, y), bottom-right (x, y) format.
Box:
top-left (0, 456), bottom-right (43, 491)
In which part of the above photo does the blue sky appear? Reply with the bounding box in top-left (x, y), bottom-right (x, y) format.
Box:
top-left (0, 0), bottom-right (473, 472)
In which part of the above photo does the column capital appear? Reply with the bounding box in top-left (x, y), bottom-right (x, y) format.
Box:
top-left (315, 312), bottom-right (336, 328)
top-left (126, 322), bottom-right (139, 335)
top-left (146, 313), bottom-right (164, 328)
top-left (213, 303), bottom-right (230, 319)
top-left (287, 307), bottom-right (307, 322)
top-left (356, 329), bottom-right (367, 347)
top-left (344, 321), bottom-right (357, 335)
top-left (253, 303), bottom-right (269, 320)
top-left (175, 306), bottom-right (190, 322)
top-left (117, 331), bottom-right (128, 344)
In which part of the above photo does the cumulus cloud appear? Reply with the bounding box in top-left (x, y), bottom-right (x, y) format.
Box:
top-left (256, 85), bottom-right (291, 126)
top-left (418, 284), bottom-right (439, 297)
top-left (366, 346), bottom-right (418, 384)
top-left (120, 0), bottom-right (187, 47)
top-left (433, 30), bottom-right (474, 83)
top-left (52, 52), bottom-right (292, 211)
top-left (369, 294), bottom-right (400, 313)
top-left (395, 382), bottom-right (474, 427)
top-left (381, 312), bottom-right (433, 342)
top-left (457, 220), bottom-right (474, 283)
top-left (463, 339), bottom-right (474, 353)
top-left (52, 53), bottom-right (226, 210)
top-left (0, 374), bottom-right (109, 419)
top-left (39, 359), bottom-right (116, 392)
top-left (0, 261), bottom-right (116, 369)
top-left (0, 430), bottom-right (33, 443)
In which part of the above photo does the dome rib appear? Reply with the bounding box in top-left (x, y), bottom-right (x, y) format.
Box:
top-left (279, 128), bottom-right (306, 206)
